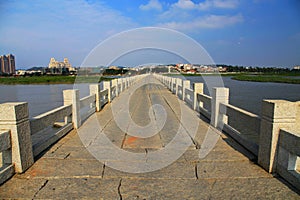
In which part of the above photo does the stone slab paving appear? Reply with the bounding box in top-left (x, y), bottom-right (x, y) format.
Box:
top-left (0, 75), bottom-right (299, 199)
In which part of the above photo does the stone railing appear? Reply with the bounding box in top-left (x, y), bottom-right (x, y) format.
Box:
top-left (155, 74), bottom-right (300, 190)
top-left (0, 102), bottom-right (34, 184)
top-left (277, 128), bottom-right (300, 190)
top-left (30, 104), bottom-right (73, 157)
top-left (219, 102), bottom-right (260, 155)
top-left (0, 130), bottom-right (14, 185)
top-left (0, 74), bottom-right (145, 185)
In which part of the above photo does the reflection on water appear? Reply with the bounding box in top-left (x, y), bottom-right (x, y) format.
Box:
top-left (0, 77), bottom-right (299, 117)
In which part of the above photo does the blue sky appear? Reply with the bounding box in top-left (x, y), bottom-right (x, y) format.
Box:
top-left (0, 0), bottom-right (299, 68)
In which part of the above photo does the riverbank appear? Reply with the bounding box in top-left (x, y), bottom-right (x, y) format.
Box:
top-left (166, 73), bottom-right (300, 84)
top-left (232, 74), bottom-right (300, 84)
top-left (0, 76), bottom-right (113, 84)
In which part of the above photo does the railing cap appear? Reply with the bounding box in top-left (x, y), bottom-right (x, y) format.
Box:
top-left (0, 102), bottom-right (29, 121)
top-left (261, 100), bottom-right (297, 119)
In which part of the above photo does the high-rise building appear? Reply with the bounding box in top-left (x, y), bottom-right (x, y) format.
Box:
top-left (0, 54), bottom-right (16, 75)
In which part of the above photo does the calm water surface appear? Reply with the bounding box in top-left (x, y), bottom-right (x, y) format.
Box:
top-left (0, 84), bottom-right (89, 117)
top-left (185, 76), bottom-right (300, 114)
top-left (0, 77), bottom-right (299, 117)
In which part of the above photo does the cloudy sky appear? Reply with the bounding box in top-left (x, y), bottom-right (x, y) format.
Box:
top-left (0, 0), bottom-right (299, 68)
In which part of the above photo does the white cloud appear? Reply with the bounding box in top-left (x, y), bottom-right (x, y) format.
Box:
top-left (173, 0), bottom-right (239, 10)
top-left (159, 14), bottom-right (244, 31)
top-left (213, 0), bottom-right (240, 9)
top-left (173, 0), bottom-right (197, 9)
top-left (140, 0), bottom-right (163, 11)
top-left (0, 0), bottom-right (137, 67)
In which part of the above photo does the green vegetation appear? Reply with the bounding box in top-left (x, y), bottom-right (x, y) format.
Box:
top-left (0, 76), bottom-right (113, 85)
top-left (165, 72), bottom-right (300, 84)
top-left (166, 73), bottom-right (236, 77)
top-left (232, 74), bottom-right (300, 84)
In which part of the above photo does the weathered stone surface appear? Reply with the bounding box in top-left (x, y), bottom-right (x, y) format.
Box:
top-left (103, 161), bottom-right (196, 179)
top-left (209, 177), bottom-right (300, 199)
top-left (17, 158), bottom-right (104, 179)
top-left (123, 134), bottom-right (162, 149)
top-left (121, 178), bottom-right (212, 199)
top-left (34, 178), bottom-right (120, 199)
top-left (184, 148), bottom-right (249, 163)
top-left (0, 177), bottom-right (46, 199)
top-left (197, 160), bottom-right (271, 179)
top-left (43, 145), bottom-right (95, 160)
top-left (0, 75), bottom-right (299, 199)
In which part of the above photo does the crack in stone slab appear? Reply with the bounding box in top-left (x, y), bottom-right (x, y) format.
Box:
top-left (195, 164), bottom-right (199, 179)
top-left (117, 178), bottom-right (123, 200)
top-left (32, 179), bottom-right (48, 199)
top-left (63, 153), bottom-right (71, 159)
top-left (101, 164), bottom-right (106, 178)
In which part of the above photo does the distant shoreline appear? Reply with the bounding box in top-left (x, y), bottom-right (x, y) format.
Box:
top-left (231, 74), bottom-right (300, 84)
top-left (1, 73), bottom-right (299, 85)
top-left (166, 73), bottom-right (300, 84)
top-left (0, 76), bottom-right (113, 85)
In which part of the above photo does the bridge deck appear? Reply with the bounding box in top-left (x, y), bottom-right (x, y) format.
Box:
top-left (0, 76), bottom-right (299, 199)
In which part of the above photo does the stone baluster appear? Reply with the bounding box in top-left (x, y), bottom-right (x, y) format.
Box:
top-left (258, 100), bottom-right (297, 173)
top-left (0, 102), bottom-right (34, 173)
top-left (193, 83), bottom-right (204, 111)
top-left (211, 87), bottom-right (229, 128)
top-left (63, 89), bottom-right (81, 129)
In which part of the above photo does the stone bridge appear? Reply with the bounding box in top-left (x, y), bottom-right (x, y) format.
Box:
top-left (0, 74), bottom-right (299, 199)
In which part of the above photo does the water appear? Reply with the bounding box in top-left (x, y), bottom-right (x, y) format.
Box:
top-left (0, 84), bottom-right (90, 117)
top-left (0, 77), bottom-right (299, 117)
top-left (184, 76), bottom-right (300, 114)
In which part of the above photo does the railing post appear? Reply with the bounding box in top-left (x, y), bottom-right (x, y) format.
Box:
top-left (211, 87), bottom-right (229, 128)
top-left (172, 78), bottom-right (176, 93)
top-left (258, 100), bottom-right (297, 173)
top-left (124, 78), bottom-right (127, 89)
top-left (193, 83), bottom-right (203, 111)
top-left (103, 81), bottom-right (111, 102)
top-left (119, 79), bottom-right (123, 93)
top-left (182, 80), bottom-right (190, 101)
top-left (63, 89), bottom-right (81, 129)
top-left (175, 78), bottom-right (180, 96)
top-left (115, 79), bottom-right (119, 96)
top-left (89, 84), bottom-right (101, 112)
top-left (111, 79), bottom-right (117, 100)
top-left (0, 102), bottom-right (34, 173)
top-left (170, 78), bottom-right (174, 92)
top-left (123, 78), bottom-right (126, 90)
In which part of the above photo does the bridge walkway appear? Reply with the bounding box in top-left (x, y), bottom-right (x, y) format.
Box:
top-left (0, 76), bottom-right (298, 199)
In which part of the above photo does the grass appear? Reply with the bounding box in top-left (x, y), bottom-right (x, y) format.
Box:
top-left (165, 72), bottom-right (300, 84)
top-left (166, 73), bottom-right (237, 77)
top-left (0, 75), bottom-right (113, 85)
top-left (232, 74), bottom-right (300, 84)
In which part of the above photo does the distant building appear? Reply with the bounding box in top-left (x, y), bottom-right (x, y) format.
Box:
top-left (48, 57), bottom-right (75, 74)
top-left (0, 54), bottom-right (16, 75)
top-left (293, 66), bottom-right (300, 70)
top-left (48, 57), bottom-right (74, 70)
top-left (108, 66), bottom-right (120, 70)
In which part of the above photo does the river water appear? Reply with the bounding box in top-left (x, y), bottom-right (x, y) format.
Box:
top-left (0, 84), bottom-right (89, 117)
top-left (0, 76), bottom-right (299, 117)
top-left (184, 76), bottom-right (300, 115)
